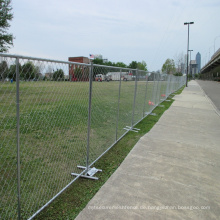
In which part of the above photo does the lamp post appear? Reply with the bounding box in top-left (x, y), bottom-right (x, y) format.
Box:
top-left (188, 49), bottom-right (193, 78)
top-left (184, 22), bottom-right (194, 87)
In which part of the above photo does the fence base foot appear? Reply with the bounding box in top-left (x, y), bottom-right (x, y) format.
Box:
top-left (150, 113), bottom-right (157, 116)
top-left (71, 166), bottom-right (102, 180)
top-left (123, 126), bottom-right (140, 133)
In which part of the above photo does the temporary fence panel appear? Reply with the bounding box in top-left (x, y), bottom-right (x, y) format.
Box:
top-left (0, 53), bottom-right (186, 219)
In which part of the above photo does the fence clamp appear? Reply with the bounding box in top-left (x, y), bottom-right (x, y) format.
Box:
top-left (71, 166), bottom-right (102, 180)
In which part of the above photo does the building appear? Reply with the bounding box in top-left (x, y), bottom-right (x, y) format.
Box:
top-left (68, 57), bottom-right (90, 81)
top-left (196, 52), bottom-right (201, 73)
top-left (68, 57), bottom-right (90, 64)
top-left (190, 60), bottom-right (198, 77)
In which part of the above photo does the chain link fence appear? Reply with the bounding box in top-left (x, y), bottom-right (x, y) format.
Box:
top-left (0, 53), bottom-right (186, 219)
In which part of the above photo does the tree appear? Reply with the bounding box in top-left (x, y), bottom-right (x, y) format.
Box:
top-left (21, 61), bottom-right (38, 80)
top-left (128, 61), bottom-right (147, 71)
top-left (53, 69), bottom-right (64, 81)
top-left (174, 52), bottom-right (184, 73)
top-left (74, 67), bottom-right (82, 80)
top-left (137, 61), bottom-right (147, 71)
top-left (174, 72), bottom-right (183, 76)
top-left (0, 0), bottom-right (14, 52)
top-left (162, 59), bottom-right (176, 74)
top-left (5, 62), bottom-right (21, 81)
top-left (115, 62), bottom-right (127, 68)
top-left (0, 60), bottom-right (8, 80)
top-left (93, 58), bottom-right (104, 65)
top-left (128, 61), bottom-right (138, 69)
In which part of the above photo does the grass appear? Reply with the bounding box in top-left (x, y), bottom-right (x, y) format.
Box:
top-left (0, 79), bottom-right (183, 219)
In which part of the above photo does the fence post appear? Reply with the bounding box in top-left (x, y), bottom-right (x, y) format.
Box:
top-left (16, 57), bottom-right (21, 220)
top-left (85, 62), bottom-right (93, 174)
top-left (143, 71), bottom-right (148, 117)
top-left (166, 74), bottom-right (171, 96)
top-left (115, 69), bottom-right (122, 141)
top-left (131, 69), bottom-right (138, 127)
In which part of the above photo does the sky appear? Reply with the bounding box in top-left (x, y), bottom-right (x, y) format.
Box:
top-left (8, 0), bottom-right (220, 71)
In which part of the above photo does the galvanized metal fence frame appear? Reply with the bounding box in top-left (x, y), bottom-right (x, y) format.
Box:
top-left (0, 53), bottom-right (186, 219)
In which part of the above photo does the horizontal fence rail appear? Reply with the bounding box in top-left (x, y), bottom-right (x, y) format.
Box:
top-left (0, 53), bottom-right (186, 219)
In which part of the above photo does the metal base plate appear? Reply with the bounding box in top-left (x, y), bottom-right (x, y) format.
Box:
top-left (123, 126), bottom-right (140, 133)
top-left (71, 166), bottom-right (102, 180)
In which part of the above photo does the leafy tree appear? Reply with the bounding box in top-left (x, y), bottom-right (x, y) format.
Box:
top-left (0, 60), bottom-right (8, 80)
top-left (0, 0), bottom-right (14, 52)
top-left (137, 61), bottom-right (147, 71)
top-left (174, 72), bottom-right (183, 76)
top-left (128, 61), bottom-right (138, 69)
top-left (115, 62), bottom-right (127, 68)
top-left (162, 59), bottom-right (176, 74)
top-left (74, 67), bottom-right (82, 80)
top-left (4, 62), bottom-right (21, 81)
top-left (93, 58), bottom-right (104, 65)
top-left (128, 61), bottom-right (147, 71)
top-left (21, 61), bottom-right (38, 80)
top-left (53, 69), bottom-right (64, 81)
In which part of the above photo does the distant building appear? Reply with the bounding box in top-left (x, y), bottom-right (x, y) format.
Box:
top-left (68, 57), bottom-right (90, 64)
top-left (196, 52), bottom-right (201, 73)
top-left (68, 57), bottom-right (90, 81)
top-left (190, 60), bottom-right (198, 76)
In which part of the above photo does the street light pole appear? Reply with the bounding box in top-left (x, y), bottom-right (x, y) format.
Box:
top-left (184, 22), bottom-right (194, 87)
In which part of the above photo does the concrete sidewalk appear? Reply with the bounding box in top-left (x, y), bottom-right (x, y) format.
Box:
top-left (76, 81), bottom-right (220, 220)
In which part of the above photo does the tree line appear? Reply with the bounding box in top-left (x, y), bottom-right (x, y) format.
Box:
top-left (0, 60), bottom-right (65, 81)
top-left (93, 58), bottom-right (148, 71)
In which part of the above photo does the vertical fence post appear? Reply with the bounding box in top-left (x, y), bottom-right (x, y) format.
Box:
top-left (115, 69), bottom-right (122, 141)
top-left (153, 73), bottom-right (159, 106)
top-left (151, 72), bottom-right (156, 107)
top-left (86, 62), bottom-right (93, 174)
top-left (167, 74), bottom-right (171, 96)
top-left (143, 71), bottom-right (148, 117)
top-left (16, 57), bottom-right (21, 220)
top-left (165, 75), bottom-right (168, 98)
top-left (157, 75), bottom-right (162, 104)
top-left (131, 69), bottom-right (138, 128)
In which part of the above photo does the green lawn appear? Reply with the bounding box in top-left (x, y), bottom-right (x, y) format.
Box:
top-left (0, 80), bottom-right (172, 219)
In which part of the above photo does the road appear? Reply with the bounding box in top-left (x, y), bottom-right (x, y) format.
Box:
top-left (196, 80), bottom-right (220, 112)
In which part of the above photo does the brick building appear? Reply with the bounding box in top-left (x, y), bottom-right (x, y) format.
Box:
top-left (68, 57), bottom-right (90, 81)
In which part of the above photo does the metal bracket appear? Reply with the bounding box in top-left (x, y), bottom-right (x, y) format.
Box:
top-left (123, 126), bottom-right (140, 133)
top-left (159, 105), bottom-right (164, 107)
top-left (150, 113), bottom-right (157, 116)
top-left (165, 100), bottom-right (171, 102)
top-left (71, 166), bottom-right (102, 180)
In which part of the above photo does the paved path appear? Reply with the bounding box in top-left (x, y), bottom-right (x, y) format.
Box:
top-left (75, 81), bottom-right (220, 220)
top-left (196, 80), bottom-right (220, 112)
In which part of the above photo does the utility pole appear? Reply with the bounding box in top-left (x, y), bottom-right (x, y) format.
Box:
top-left (184, 22), bottom-right (194, 87)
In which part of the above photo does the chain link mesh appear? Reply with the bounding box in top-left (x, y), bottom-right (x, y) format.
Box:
top-left (0, 54), bottom-right (186, 219)
top-left (0, 56), bottom-right (18, 219)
